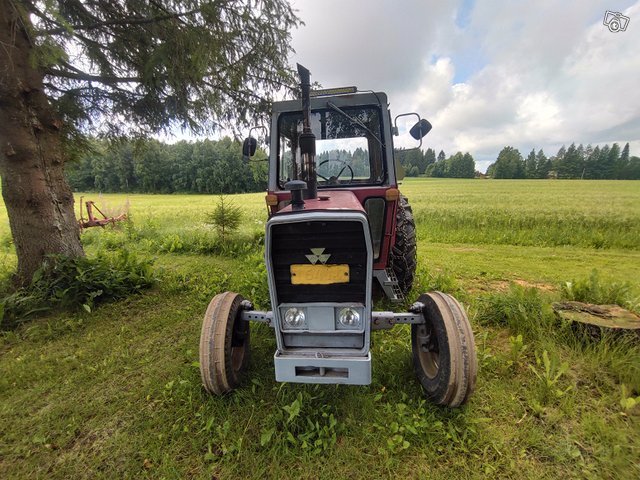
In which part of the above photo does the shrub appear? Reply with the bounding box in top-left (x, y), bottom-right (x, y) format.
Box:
top-left (0, 250), bottom-right (155, 329)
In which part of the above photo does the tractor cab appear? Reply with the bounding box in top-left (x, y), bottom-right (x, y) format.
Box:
top-left (200, 65), bottom-right (477, 407)
top-left (257, 85), bottom-right (431, 300)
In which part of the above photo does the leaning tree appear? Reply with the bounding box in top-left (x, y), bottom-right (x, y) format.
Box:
top-left (0, 0), bottom-right (299, 285)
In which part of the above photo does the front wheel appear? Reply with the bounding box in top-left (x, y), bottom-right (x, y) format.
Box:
top-left (199, 292), bottom-right (250, 395)
top-left (411, 292), bottom-right (477, 407)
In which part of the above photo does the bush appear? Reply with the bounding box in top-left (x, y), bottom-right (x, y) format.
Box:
top-left (0, 251), bottom-right (155, 329)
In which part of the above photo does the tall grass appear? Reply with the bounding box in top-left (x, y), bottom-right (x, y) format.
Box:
top-left (474, 284), bottom-right (557, 341)
top-left (79, 215), bottom-right (264, 257)
top-left (403, 178), bottom-right (640, 249)
top-left (414, 208), bottom-right (639, 249)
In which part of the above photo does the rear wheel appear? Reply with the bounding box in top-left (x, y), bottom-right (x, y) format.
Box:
top-left (390, 195), bottom-right (417, 296)
top-left (199, 292), bottom-right (250, 395)
top-left (411, 292), bottom-right (477, 407)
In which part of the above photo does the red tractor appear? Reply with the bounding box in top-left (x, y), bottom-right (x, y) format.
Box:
top-left (199, 65), bottom-right (477, 407)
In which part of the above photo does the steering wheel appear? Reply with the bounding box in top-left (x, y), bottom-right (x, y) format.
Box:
top-left (317, 159), bottom-right (355, 184)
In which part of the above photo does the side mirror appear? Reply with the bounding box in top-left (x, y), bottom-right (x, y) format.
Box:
top-left (410, 119), bottom-right (432, 140)
top-left (242, 137), bottom-right (257, 159)
top-left (393, 113), bottom-right (432, 150)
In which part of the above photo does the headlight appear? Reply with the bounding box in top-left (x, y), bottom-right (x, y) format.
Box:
top-left (284, 307), bottom-right (306, 328)
top-left (338, 308), bottom-right (360, 328)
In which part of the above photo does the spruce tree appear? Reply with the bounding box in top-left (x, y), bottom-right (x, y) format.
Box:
top-left (606, 143), bottom-right (621, 179)
top-left (535, 149), bottom-right (549, 178)
top-left (525, 149), bottom-right (537, 179)
top-left (0, 0), bottom-right (299, 285)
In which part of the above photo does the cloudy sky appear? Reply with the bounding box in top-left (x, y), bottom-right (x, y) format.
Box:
top-left (287, 0), bottom-right (640, 172)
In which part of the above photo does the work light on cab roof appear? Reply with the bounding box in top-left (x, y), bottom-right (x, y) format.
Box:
top-left (201, 64), bottom-right (476, 407)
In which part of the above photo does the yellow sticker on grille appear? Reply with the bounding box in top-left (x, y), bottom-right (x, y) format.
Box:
top-left (290, 264), bottom-right (350, 285)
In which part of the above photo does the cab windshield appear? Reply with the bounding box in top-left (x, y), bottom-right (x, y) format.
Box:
top-left (277, 106), bottom-right (385, 188)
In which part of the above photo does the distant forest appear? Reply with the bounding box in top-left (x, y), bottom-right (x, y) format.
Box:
top-left (66, 138), bottom-right (267, 194)
top-left (485, 143), bottom-right (640, 179)
top-left (396, 148), bottom-right (476, 178)
top-left (397, 142), bottom-right (639, 180)
top-left (66, 139), bottom-right (640, 194)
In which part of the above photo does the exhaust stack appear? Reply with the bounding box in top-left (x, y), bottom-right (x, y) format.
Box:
top-left (296, 63), bottom-right (317, 200)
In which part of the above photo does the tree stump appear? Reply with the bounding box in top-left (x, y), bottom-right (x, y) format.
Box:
top-left (553, 301), bottom-right (640, 339)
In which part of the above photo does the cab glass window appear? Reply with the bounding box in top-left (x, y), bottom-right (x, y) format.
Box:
top-left (278, 106), bottom-right (385, 188)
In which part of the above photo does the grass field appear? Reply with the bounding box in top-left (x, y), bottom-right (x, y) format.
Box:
top-left (1, 178), bottom-right (639, 479)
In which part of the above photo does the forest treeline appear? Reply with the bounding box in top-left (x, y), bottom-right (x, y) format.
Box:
top-left (66, 139), bottom-right (639, 194)
top-left (397, 142), bottom-right (639, 179)
top-left (395, 148), bottom-right (476, 178)
top-left (486, 143), bottom-right (640, 179)
top-left (66, 139), bottom-right (477, 193)
top-left (66, 138), bottom-right (267, 193)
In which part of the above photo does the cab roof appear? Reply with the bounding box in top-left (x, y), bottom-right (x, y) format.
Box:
top-left (271, 91), bottom-right (388, 114)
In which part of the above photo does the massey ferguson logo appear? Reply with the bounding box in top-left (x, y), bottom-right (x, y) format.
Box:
top-left (306, 248), bottom-right (331, 264)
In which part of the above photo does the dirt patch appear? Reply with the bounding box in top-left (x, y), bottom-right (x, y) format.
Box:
top-left (468, 279), bottom-right (556, 295)
top-left (465, 280), bottom-right (509, 295)
top-left (512, 279), bottom-right (556, 292)
top-left (486, 328), bottom-right (513, 355)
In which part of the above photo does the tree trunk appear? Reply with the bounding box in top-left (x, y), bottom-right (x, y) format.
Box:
top-left (0, 1), bottom-right (84, 287)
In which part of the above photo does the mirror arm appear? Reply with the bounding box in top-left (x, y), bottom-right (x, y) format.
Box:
top-left (249, 125), bottom-right (269, 146)
top-left (243, 125), bottom-right (269, 160)
top-left (393, 112), bottom-right (421, 137)
top-left (392, 113), bottom-right (431, 152)
top-left (393, 112), bottom-right (423, 152)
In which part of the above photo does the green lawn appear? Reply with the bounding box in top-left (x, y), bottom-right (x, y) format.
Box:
top-left (1, 179), bottom-right (639, 479)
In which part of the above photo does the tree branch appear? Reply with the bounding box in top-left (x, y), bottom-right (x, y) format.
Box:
top-left (44, 67), bottom-right (141, 84)
top-left (38, 9), bottom-right (202, 36)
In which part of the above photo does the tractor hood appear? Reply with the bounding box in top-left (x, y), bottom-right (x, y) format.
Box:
top-left (277, 190), bottom-right (365, 215)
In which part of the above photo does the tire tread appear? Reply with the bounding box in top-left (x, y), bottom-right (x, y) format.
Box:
top-left (199, 292), bottom-right (249, 395)
top-left (411, 291), bottom-right (477, 407)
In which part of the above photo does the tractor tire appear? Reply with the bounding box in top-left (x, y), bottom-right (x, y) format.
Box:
top-left (199, 292), bottom-right (250, 395)
top-left (390, 195), bottom-right (417, 296)
top-left (411, 292), bottom-right (477, 407)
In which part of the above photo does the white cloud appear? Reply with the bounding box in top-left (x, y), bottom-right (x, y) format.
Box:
top-left (289, 0), bottom-right (460, 96)
top-left (398, 0), bottom-right (640, 171)
top-left (292, 0), bottom-right (640, 169)
top-left (159, 0), bottom-right (640, 170)
top-left (164, 0), bottom-right (640, 172)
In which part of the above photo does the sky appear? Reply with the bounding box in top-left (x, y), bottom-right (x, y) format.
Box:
top-left (287, 0), bottom-right (640, 172)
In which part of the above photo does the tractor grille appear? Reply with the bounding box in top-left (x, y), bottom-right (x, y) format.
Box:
top-left (270, 220), bottom-right (367, 303)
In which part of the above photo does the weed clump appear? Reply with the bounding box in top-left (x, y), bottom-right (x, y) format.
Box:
top-left (475, 285), bottom-right (555, 341)
top-left (561, 269), bottom-right (638, 312)
top-left (0, 251), bottom-right (155, 329)
top-left (257, 387), bottom-right (345, 455)
top-left (528, 350), bottom-right (571, 406)
top-left (412, 265), bottom-right (462, 299)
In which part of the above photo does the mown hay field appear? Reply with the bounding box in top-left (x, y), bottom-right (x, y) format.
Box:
top-left (1, 178), bottom-right (639, 479)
